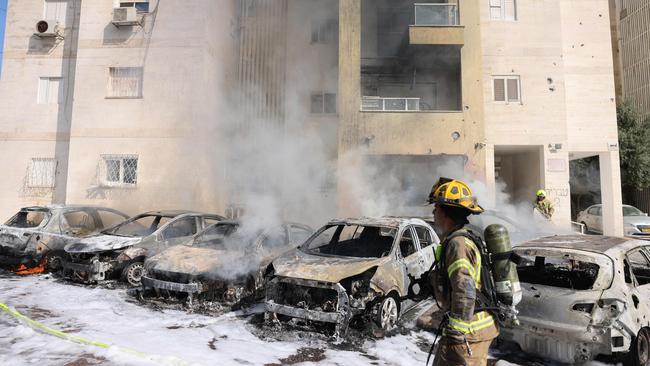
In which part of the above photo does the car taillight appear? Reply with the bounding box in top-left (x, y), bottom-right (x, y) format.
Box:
top-left (572, 303), bottom-right (595, 313)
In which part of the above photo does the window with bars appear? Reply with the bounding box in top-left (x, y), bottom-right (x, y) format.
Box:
top-left (101, 155), bottom-right (138, 187)
top-left (119, 1), bottom-right (150, 13)
top-left (28, 158), bottom-right (57, 188)
top-left (311, 19), bottom-right (337, 44)
top-left (37, 77), bottom-right (64, 104)
top-left (493, 76), bottom-right (521, 103)
top-left (310, 92), bottom-right (337, 114)
top-left (107, 67), bottom-right (143, 98)
top-left (489, 0), bottom-right (517, 21)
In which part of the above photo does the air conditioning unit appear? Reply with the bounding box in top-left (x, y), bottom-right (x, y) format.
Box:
top-left (34, 20), bottom-right (59, 37)
top-left (112, 7), bottom-right (140, 27)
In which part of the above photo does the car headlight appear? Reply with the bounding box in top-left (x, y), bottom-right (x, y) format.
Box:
top-left (625, 224), bottom-right (640, 235)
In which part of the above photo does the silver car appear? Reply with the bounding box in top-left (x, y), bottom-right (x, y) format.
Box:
top-left (63, 210), bottom-right (224, 286)
top-left (577, 204), bottom-right (650, 237)
top-left (500, 235), bottom-right (650, 364)
top-left (265, 217), bottom-right (439, 337)
top-left (0, 205), bottom-right (128, 271)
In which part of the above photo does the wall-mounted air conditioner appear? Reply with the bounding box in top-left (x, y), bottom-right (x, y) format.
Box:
top-left (112, 7), bottom-right (140, 27)
top-left (34, 20), bottom-right (59, 37)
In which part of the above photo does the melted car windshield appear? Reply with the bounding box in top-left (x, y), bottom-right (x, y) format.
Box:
top-left (5, 210), bottom-right (49, 228)
top-left (194, 223), bottom-right (241, 248)
top-left (304, 224), bottom-right (396, 258)
top-left (104, 214), bottom-right (171, 237)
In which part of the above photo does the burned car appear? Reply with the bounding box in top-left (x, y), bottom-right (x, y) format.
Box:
top-left (63, 211), bottom-right (224, 286)
top-left (265, 217), bottom-right (439, 336)
top-left (0, 205), bottom-right (128, 271)
top-left (141, 220), bottom-right (314, 305)
top-left (500, 235), bottom-right (650, 364)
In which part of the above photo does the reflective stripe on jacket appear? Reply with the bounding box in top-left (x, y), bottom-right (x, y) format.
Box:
top-left (434, 229), bottom-right (499, 343)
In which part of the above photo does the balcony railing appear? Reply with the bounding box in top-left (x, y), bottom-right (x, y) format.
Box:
top-left (414, 3), bottom-right (459, 26)
top-left (362, 96), bottom-right (421, 111)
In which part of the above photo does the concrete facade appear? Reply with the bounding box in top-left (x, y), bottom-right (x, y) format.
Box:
top-left (0, 0), bottom-right (623, 235)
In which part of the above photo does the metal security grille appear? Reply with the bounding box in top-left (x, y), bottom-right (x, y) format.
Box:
top-left (107, 67), bottom-right (143, 98)
top-left (101, 155), bottom-right (138, 187)
top-left (27, 158), bottom-right (57, 188)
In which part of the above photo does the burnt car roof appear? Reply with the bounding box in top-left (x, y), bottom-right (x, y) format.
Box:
top-left (20, 205), bottom-right (124, 212)
top-left (140, 210), bottom-right (212, 217)
top-left (328, 216), bottom-right (427, 228)
top-left (517, 234), bottom-right (629, 254)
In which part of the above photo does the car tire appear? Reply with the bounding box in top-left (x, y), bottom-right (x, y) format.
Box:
top-left (377, 295), bottom-right (400, 331)
top-left (121, 261), bottom-right (146, 287)
top-left (628, 328), bottom-right (650, 366)
top-left (45, 251), bottom-right (65, 272)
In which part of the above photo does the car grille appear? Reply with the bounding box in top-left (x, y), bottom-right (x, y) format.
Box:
top-left (271, 281), bottom-right (339, 312)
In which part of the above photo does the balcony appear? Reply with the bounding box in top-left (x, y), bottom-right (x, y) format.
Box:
top-left (409, 3), bottom-right (464, 46)
top-left (414, 3), bottom-right (458, 26)
top-left (362, 96), bottom-right (421, 112)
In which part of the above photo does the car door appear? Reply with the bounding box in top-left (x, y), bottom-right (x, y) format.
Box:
top-left (399, 225), bottom-right (427, 279)
top-left (414, 225), bottom-right (436, 272)
top-left (624, 248), bottom-right (650, 323)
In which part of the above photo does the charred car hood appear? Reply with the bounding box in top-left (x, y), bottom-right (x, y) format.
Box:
top-left (273, 249), bottom-right (388, 283)
top-left (65, 235), bottom-right (141, 253)
top-left (147, 245), bottom-right (229, 277)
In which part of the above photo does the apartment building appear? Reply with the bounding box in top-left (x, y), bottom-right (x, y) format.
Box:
top-left (0, 0), bottom-right (624, 234)
top-left (612, 0), bottom-right (650, 117)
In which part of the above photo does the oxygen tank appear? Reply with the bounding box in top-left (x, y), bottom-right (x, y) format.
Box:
top-left (484, 224), bottom-right (522, 307)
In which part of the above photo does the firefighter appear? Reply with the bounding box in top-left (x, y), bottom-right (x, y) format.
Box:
top-left (534, 189), bottom-right (554, 219)
top-left (428, 178), bottom-right (498, 366)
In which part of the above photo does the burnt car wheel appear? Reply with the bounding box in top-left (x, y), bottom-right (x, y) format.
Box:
top-left (45, 251), bottom-right (65, 272)
top-left (628, 328), bottom-right (650, 366)
top-left (377, 296), bottom-right (399, 331)
top-left (121, 262), bottom-right (146, 287)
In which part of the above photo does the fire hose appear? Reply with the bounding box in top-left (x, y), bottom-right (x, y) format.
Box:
top-left (0, 302), bottom-right (192, 366)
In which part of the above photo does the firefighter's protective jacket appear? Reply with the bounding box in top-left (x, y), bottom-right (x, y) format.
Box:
top-left (433, 228), bottom-right (499, 343)
top-left (535, 198), bottom-right (555, 218)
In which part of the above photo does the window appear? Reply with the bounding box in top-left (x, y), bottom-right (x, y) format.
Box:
top-left (119, 1), bottom-right (149, 13)
top-left (627, 249), bottom-right (650, 285)
top-left (414, 226), bottom-right (433, 248)
top-left (261, 227), bottom-right (288, 250)
top-left (162, 217), bottom-right (198, 240)
top-left (97, 209), bottom-right (128, 229)
top-left (311, 19), bottom-right (337, 44)
top-left (107, 67), bottom-right (143, 98)
top-left (28, 158), bottom-right (57, 188)
top-left (5, 209), bottom-right (49, 228)
top-left (310, 92), bottom-right (337, 114)
top-left (493, 76), bottom-right (520, 103)
top-left (399, 227), bottom-right (417, 257)
top-left (101, 155), bottom-right (138, 187)
top-left (38, 77), bottom-right (63, 104)
top-left (304, 225), bottom-right (396, 258)
top-left (44, 0), bottom-right (68, 25)
top-left (489, 0), bottom-right (517, 21)
top-left (62, 210), bottom-right (98, 237)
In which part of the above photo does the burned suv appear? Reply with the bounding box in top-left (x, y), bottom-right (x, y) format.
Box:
top-left (141, 220), bottom-right (313, 305)
top-left (0, 205), bottom-right (128, 271)
top-left (63, 211), bottom-right (223, 286)
top-left (265, 217), bottom-right (439, 337)
top-left (500, 235), bottom-right (650, 364)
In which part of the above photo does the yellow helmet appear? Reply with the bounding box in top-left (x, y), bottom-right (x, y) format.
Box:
top-left (427, 177), bottom-right (484, 214)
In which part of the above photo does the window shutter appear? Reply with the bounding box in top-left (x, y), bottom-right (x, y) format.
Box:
top-left (504, 0), bottom-right (517, 20)
top-left (489, 0), bottom-right (502, 19)
top-left (507, 78), bottom-right (519, 102)
top-left (493, 79), bottom-right (505, 101)
top-left (49, 78), bottom-right (62, 104)
top-left (44, 0), bottom-right (67, 25)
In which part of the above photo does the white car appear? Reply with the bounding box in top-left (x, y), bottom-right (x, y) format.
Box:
top-left (500, 235), bottom-right (650, 364)
top-left (577, 204), bottom-right (650, 237)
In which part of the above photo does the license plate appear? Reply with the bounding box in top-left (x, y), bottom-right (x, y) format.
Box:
top-left (643, 228), bottom-right (650, 233)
